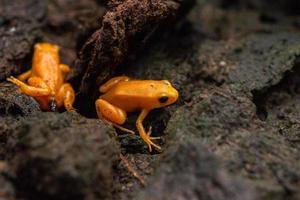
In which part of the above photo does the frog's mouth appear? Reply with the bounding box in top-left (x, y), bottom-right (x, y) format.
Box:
top-left (49, 98), bottom-right (57, 112)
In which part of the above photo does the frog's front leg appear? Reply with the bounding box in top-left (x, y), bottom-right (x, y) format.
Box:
top-left (59, 64), bottom-right (71, 74)
top-left (95, 99), bottom-right (135, 135)
top-left (56, 83), bottom-right (75, 111)
top-left (7, 76), bottom-right (51, 96)
top-left (136, 109), bottom-right (161, 152)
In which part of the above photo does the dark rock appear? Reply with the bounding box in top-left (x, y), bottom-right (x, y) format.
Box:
top-left (4, 112), bottom-right (119, 200)
top-left (0, 174), bottom-right (15, 200)
top-left (0, 83), bottom-right (40, 159)
top-left (166, 86), bottom-right (256, 144)
top-left (0, 0), bottom-right (47, 80)
top-left (1, 0), bottom-right (300, 200)
top-left (43, 0), bottom-right (106, 67)
top-left (74, 0), bottom-right (195, 97)
top-left (0, 0), bottom-right (46, 20)
top-left (227, 33), bottom-right (300, 92)
top-left (165, 86), bottom-right (300, 199)
top-left (249, 58), bottom-right (300, 149)
top-left (136, 139), bottom-right (254, 200)
top-left (222, 129), bottom-right (300, 199)
top-left (120, 27), bottom-right (300, 103)
top-left (0, 83), bottom-right (40, 117)
top-left (96, 7), bottom-right (300, 198)
top-left (218, 0), bottom-right (300, 15)
top-left (177, 32), bottom-right (300, 94)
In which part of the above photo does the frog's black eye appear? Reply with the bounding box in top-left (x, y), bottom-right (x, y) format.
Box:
top-left (159, 96), bottom-right (169, 103)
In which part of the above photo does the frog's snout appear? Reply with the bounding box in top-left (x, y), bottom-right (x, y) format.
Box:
top-left (168, 87), bottom-right (179, 104)
top-left (49, 98), bottom-right (57, 112)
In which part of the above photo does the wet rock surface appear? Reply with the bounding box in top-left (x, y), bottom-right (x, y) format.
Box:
top-left (1, 0), bottom-right (300, 199)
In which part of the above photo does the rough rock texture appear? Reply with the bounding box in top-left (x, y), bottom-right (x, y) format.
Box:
top-left (136, 140), bottom-right (254, 200)
top-left (0, 0), bottom-right (46, 80)
top-left (217, 0), bottom-right (300, 15)
top-left (165, 86), bottom-right (300, 199)
top-left (0, 83), bottom-right (40, 159)
top-left (43, 0), bottom-right (106, 67)
top-left (255, 60), bottom-right (300, 148)
top-left (0, 83), bottom-right (40, 116)
top-left (74, 0), bottom-right (195, 97)
top-left (4, 112), bottom-right (119, 200)
top-left (0, 174), bottom-right (15, 200)
top-left (116, 1), bottom-right (300, 198)
top-left (0, 83), bottom-right (119, 200)
top-left (1, 0), bottom-right (300, 200)
top-left (227, 33), bottom-right (300, 92)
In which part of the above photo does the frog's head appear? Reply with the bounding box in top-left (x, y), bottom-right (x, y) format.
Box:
top-left (154, 80), bottom-right (179, 108)
top-left (35, 43), bottom-right (60, 53)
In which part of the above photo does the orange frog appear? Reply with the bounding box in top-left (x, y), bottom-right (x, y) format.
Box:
top-left (95, 76), bottom-right (179, 152)
top-left (7, 43), bottom-right (75, 112)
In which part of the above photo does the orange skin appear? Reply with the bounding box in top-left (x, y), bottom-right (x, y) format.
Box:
top-left (7, 43), bottom-right (75, 111)
top-left (95, 76), bottom-right (179, 152)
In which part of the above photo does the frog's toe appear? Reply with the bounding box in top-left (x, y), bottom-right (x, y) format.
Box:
top-left (144, 126), bottom-right (162, 151)
top-left (147, 142), bottom-right (152, 152)
top-left (146, 126), bottom-right (152, 136)
top-left (150, 136), bottom-right (161, 140)
top-left (145, 137), bottom-right (161, 152)
top-left (7, 76), bottom-right (18, 84)
top-left (68, 108), bottom-right (77, 112)
top-left (7, 77), bottom-right (25, 88)
top-left (65, 105), bottom-right (76, 112)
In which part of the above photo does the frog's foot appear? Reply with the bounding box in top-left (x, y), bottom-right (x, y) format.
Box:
top-left (143, 126), bottom-right (161, 152)
top-left (56, 83), bottom-right (75, 112)
top-left (67, 106), bottom-right (76, 112)
top-left (7, 76), bottom-right (25, 86)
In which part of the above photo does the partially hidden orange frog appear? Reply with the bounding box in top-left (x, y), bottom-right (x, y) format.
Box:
top-left (95, 76), bottom-right (179, 152)
top-left (7, 43), bottom-right (75, 112)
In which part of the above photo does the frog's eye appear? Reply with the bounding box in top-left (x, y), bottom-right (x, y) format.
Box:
top-left (158, 96), bottom-right (169, 103)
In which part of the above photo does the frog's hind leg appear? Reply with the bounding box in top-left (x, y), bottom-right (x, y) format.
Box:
top-left (7, 76), bottom-right (51, 96)
top-left (18, 70), bottom-right (31, 81)
top-left (95, 99), bottom-right (135, 135)
top-left (56, 83), bottom-right (75, 111)
top-left (99, 76), bottom-right (130, 93)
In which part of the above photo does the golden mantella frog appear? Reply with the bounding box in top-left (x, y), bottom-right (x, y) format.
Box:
top-left (95, 76), bottom-right (179, 152)
top-left (7, 43), bottom-right (75, 112)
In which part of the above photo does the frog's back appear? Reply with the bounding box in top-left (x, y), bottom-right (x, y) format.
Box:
top-left (31, 43), bottom-right (63, 91)
top-left (101, 80), bottom-right (176, 112)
